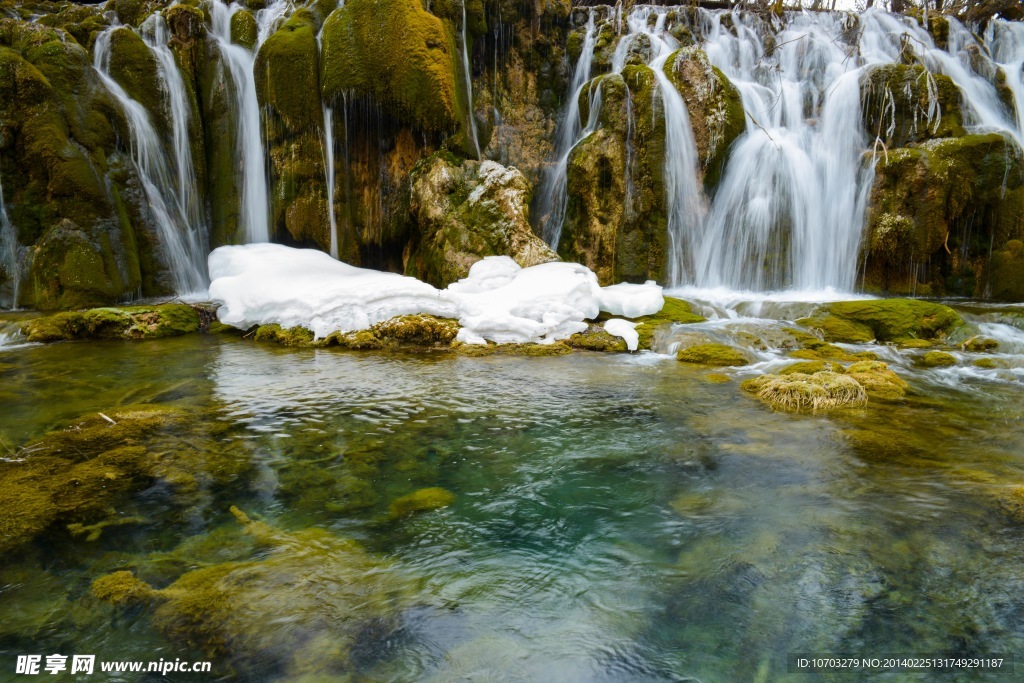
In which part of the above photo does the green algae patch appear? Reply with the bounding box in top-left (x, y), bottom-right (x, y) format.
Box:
top-left (799, 299), bottom-right (963, 344)
top-left (787, 336), bottom-right (878, 362)
top-left (961, 336), bottom-right (999, 353)
top-left (741, 371), bottom-right (867, 413)
top-left (93, 508), bottom-right (418, 677)
top-left (704, 373), bottom-right (731, 384)
top-left (846, 361), bottom-right (908, 400)
top-left (453, 341), bottom-right (573, 357)
top-left (252, 323), bottom-right (316, 347)
top-left (919, 351), bottom-right (957, 368)
top-left (22, 304), bottom-right (202, 342)
top-left (388, 486), bottom-right (455, 519)
top-left (973, 357), bottom-right (1010, 369)
top-left (632, 297), bottom-right (704, 350)
top-left (677, 343), bottom-right (750, 367)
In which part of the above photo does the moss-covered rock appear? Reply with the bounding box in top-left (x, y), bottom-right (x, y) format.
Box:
top-left (864, 134), bottom-right (1024, 298)
top-left (104, 26), bottom-right (167, 135)
top-left (567, 323), bottom-right (628, 352)
top-left (677, 342), bottom-right (751, 367)
top-left (320, 0), bottom-right (461, 133)
top-left (21, 303), bottom-right (201, 342)
top-left (229, 9), bottom-right (257, 50)
top-left (406, 154), bottom-right (558, 287)
top-left (664, 47), bottom-right (745, 189)
top-left (93, 507), bottom-right (418, 678)
top-left (846, 360), bottom-right (908, 400)
top-left (961, 335), bottom-right (999, 352)
top-left (779, 360), bottom-right (847, 375)
top-left (986, 239), bottom-right (1024, 302)
top-left (388, 486), bottom-right (455, 519)
top-left (741, 371), bottom-right (867, 412)
top-left (255, 9), bottom-right (320, 134)
top-left (798, 299), bottom-right (963, 343)
top-left (919, 350), bottom-right (956, 367)
top-left (861, 64), bottom-right (964, 147)
top-left (631, 297), bottom-right (704, 350)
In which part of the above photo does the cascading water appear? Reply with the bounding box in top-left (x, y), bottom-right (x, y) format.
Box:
top-left (256, 0), bottom-right (294, 47)
top-left (693, 10), bottom-right (873, 292)
top-left (985, 19), bottom-right (1024, 142)
top-left (0, 174), bottom-right (20, 309)
top-left (536, 10), bottom-right (597, 247)
top-left (93, 24), bottom-right (207, 294)
top-left (210, 2), bottom-right (271, 244)
top-left (460, 0), bottom-right (482, 160)
top-left (317, 4), bottom-right (341, 259)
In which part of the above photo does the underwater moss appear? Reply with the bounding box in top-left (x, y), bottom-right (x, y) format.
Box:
top-left (779, 360), bottom-right (847, 375)
top-left (632, 297), bottom-right (704, 350)
top-left (846, 360), bottom-right (908, 400)
top-left (388, 486), bottom-right (455, 519)
top-left (677, 343), bottom-right (750, 367)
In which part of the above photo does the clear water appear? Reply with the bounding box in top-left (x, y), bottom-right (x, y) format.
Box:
top-left (1, 313), bottom-right (1023, 681)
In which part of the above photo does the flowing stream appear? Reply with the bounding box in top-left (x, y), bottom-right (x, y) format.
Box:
top-left (0, 173), bottom-right (20, 308)
top-left (210, 1), bottom-right (271, 244)
top-left (93, 23), bottom-right (208, 295)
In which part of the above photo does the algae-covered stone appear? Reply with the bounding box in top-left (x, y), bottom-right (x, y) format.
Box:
top-left (252, 323), bottom-right (315, 347)
top-left (105, 26), bottom-right (166, 134)
top-left (961, 336), bottom-right (999, 353)
top-left (407, 154), bottom-right (557, 287)
top-left (320, 0), bottom-right (461, 132)
top-left (567, 324), bottom-right (629, 352)
top-left (388, 486), bottom-right (455, 519)
top-left (986, 240), bottom-right (1024, 302)
top-left (779, 360), bottom-right (847, 375)
top-left (229, 9), bottom-right (257, 50)
top-left (919, 350), bottom-right (956, 367)
top-left (846, 360), bottom-right (908, 400)
top-left (741, 371), bottom-right (867, 413)
top-left (798, 299), bottom-right (963, 344)
top-left (22, 303), bottom-right (202, 342)
top-left (677, 343), bottom-right (751, 367)
top-left (632, 297), bottom-right (704, 351)
top-left (93, 508), bottom-right (418, 677)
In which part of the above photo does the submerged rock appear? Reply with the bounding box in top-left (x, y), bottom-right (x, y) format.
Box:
top-left (388, 486), bottom-right (455, 519)
top-left (919, 350), bottom-right (957, 367)
top-left (93, 507), bottom-right (418, 678)
top-left (846, 360), bottom-right (908, 400)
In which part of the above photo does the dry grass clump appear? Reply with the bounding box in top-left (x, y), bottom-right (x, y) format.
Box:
top-left (741, 371), bottom-right (868, 412)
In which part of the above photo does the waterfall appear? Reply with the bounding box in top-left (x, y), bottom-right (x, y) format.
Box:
top-left (536, 9), bottom-right (597, 247)
top-left (985, 19), bottom-right (1024, 144)
top-left (256, 0), bottom-right (294, 47)
top-left (317, 6), bottom-right (341, 259)
top-left (693, 11), bottom-right (872, 291)
top-left (460, 0), bottom-right (482, 160)
top-left (210, 2), bottom-right (271, 243)
top-left (93, 25), bottom-right (207, 294)
top-left (0, 174), bottom-right (20, 309)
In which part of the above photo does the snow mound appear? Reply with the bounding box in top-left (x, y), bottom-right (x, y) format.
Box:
top-left (208, 246), bottom-right (664, 346)
top-left (603, 319), bottom-right (640, 351)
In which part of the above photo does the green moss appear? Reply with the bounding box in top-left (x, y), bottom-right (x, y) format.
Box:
top-left (106, 27), bottom-right (166, 133)
top-left (862, 64), bottom-right (963, 146)
top-left (631, 297), bottom-right (704, 350)
top-left (453, 341), bottom-right (572, 356)
top-left (677, 343), bottom-right (750, 367)
top-left (846, 360), bottom-right (908, 400)
top-left (22, 304), bottom-right (201, 342)
top-left (567, 324), bottom-right (628, 352)
top-left (919, 350), bottom-right (956, 367)
top-left (704, 373), bottom-right (731, 383)
top-left (388, 486), bottom-right (455, 519)
top-left (254, 10), bottom-right (320, 133)
top-left (370, 314), bottom-right (460, 347)
top-left (779, 360), bottom-right (847, 375)
top-left (320, 0), bottom-right (461, 132)
top-left (741, 371), bottom-right (867, 413)
top-left (252, 323), bottom-right (316, 347)
top-left (987, 240), bottom-right (1024, 302)
top-left (960, 336), bottom-right (999, 353)
top-left (230, 9), bottom-right (258, 50)
top-left (973, 357), bottom-right (1009, 369)
top-left (799, 299), bottom-right (963, 343)
top-left (92, 570), bottom-right (157, 607)
top-left (788, 336), bottom-right (877, 362)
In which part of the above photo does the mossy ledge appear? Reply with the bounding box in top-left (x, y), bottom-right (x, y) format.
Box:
top-left (19, 303), bottom-right (208, 342)
top-left (797, 299), bottom-right (963, 344)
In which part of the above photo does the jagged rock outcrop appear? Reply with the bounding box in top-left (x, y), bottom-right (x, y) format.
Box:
top-left (407, 153), bottom-right (557, 287)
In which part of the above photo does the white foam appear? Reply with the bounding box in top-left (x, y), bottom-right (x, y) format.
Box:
top-left (603, 319), bottom-right (640, 351)
top-left (208, 246), bottom-right (665, 346)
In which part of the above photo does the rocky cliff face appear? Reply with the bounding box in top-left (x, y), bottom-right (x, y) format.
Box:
top-left (0, 1), bottom-right (1022, 308)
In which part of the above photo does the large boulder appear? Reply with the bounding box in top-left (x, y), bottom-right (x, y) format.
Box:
top-left (407, 153), bottom-right (557, 287)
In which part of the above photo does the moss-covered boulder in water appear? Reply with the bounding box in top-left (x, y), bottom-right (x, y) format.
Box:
top-left (632, 297), bottom-right (705, 351)
top-left (861, 64), bottom-right (964, 147)
top-left (798, 299), bottom-right (963, 344)
top-left (985, 240), bottom-right (1024, 302)
top-left (21, 303), bottom-right (201, 342)
top-left (677, 343), bottom-right (751, 367)
top-left (846, 360), bottom-right (908, 400)
top-left (407, 154), bottom-right (557, 287)
top-left (229, 9), bottom-right (257, 50)
top-left (93, 507), bottom-right (418, 678)
top-left (388, 486), bottom-right (455, 519)
top-left (742, 371), bottom-right (868, 412)
top-left (320, 0), bottom-right (461, 132)
top-left (919, 350), bottom-right (956, 367)
top-left (664, 47), bottom-right (745, 189)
